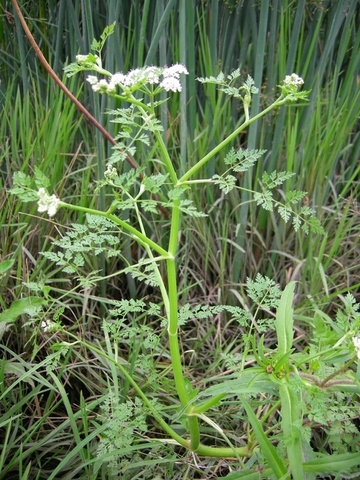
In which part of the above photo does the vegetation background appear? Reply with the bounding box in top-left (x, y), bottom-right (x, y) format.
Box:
top-left (0, 0), bottom-right (359, 478)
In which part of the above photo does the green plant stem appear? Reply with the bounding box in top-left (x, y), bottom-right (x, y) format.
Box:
top-left (59, 201), bottom-right (169, 257)
top-left (179, 95), bottom-right (291, 183)
top-left (112, 91), bottom-right (153, 112)
top-left (132, 198), bottom-right (171, 317)
top-left (166, 198), bottom-right (201, 449)
top-left (63, 334), bottom-right (252, 457)
top-left (153, 129), bottom-right (179, 185)
top-left (128, 94), bottom-right (179, 185)
top-left (112, 93), bottom-right (179, 184)
top-left (191, 393), bottom-right (227, 414)
top-left (319, 357), bottom-right (357, 388)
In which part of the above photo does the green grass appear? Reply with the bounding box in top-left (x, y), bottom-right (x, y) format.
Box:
top-left (1, 1), bottom-right (360, 478)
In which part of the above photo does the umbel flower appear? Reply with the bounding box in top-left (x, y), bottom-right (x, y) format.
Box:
top-left (283, 73), bottom-right (304, 88)
top-left (278, 73), bottom-right (307, 100)
top-left (87, 63), bottom-right (189, 94)
top-left (37, 188), bottom-right (60, 217)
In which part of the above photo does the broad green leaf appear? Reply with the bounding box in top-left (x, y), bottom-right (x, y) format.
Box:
top-left (0, 259), bottom-right (14, 276)
top-left (240, 396), bottom-right (287, 479)
top-left (303, 452), bottom-right (360, 473)
top-left (200, 371), bottom-right (278, 399)
top-left (275, 282), bottom-right (295, 354)
top-left (0, 297), bottom-right (46, 323)
top-left (279, 383), bottom-right (305, 480)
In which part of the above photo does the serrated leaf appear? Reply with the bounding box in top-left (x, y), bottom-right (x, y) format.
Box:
top-left (212, 174), bottom-right (236, 194)
top-left (197, 72), bottom-right (225, 84)
top-left (278, 205), bottom-right (292, 222)
top-left (143, 173), bottom-right (169, 193)
top-left (254, 191), bottom-right (273, 211)
top-left (246, 274), bottom-right (281, 309)
top-left (262, 170), bottom-right (295, 189)
top-left (286, 190), bottom-right (307, 204)
top-left (292, 215), bottom-right (302, 232)
top-left (178, 200), bottom-right (207, 217)
top-left (140, 200), bottom-right (159, 213)
top-left (91, 22), bottom-right (115, 52)
top-left (224, 148), bottom-right (266, 172)
top-left (9, 172), bottom-right (38, 202)
top-left (34, 167), bottom-right (51, 189)
top-left (219, 86), bottom-right (241, 97)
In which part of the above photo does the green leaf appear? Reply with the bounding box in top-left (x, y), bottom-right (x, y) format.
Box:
top-left (9, 172), bottom-right (38, 202)
top-left (212, 174), bottom-right (236, 194)
top-left (275, 282), bottom-right (295, 354)
top-left (303, 452), bottom-right (360, 473)
top-left (143, 173), bottom-right (169, 193)
top-left (0, 297), bottom-right (46, 323)
top-left (200, 371), bottom-right (278, 398)
top-left (261, 170), bottom-right (295, 189)
top-left (34, 166), bottom-right (51, 189)
top-left (246, 273), bottom-right (281, 309)
top-left (224, 148), bottom-right (266, 172)
top-left (0, 259), bottom-right (14, 276)
top-left (222, 470), bottom-right (260, 480)
top-left (240, 396), bottom-right (287, 479)
top-left (91, 22), bottom-right (116, 52)
top-left (279, 382), bottom-right (305, 480)
top-left (278, 205), bottom-right (292, 223)
top-left (254, 190), bottom-right (273, 211)
top-left (285, 190), bottom-right (307, 204)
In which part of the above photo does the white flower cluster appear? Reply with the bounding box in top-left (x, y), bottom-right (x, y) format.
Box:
top-left (41, 319), bottom-right (58, 333)
top-left (353, 336), bottom-right (360, 359)
top-left (87, 63), bottom-right (189, 94)
top-left (37, 188), bottom-right (60, 217)
top-left (104, 163), bottom-right (118, 180)
top-left (283, 73), bottom-right (304, 88)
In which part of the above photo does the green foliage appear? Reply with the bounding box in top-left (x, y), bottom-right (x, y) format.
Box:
top-left (2, 1), bottom-right (360, 478)
top-left (41, 214), bottom-right (122, 278)
top-left (8, 20), bottom-right (359, 477)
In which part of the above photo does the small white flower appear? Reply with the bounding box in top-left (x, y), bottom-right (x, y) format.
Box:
top-left (41, 319), bottom-right (58, 333)
top-left (104, 164), bottom-right (118, 180)
top-left (144, 66), bottom-right (161, 84)
top-left (37, 188), bottom-right (60, 217)
top-left (86, 75), bottom-right (99, 85)
top-left (163, 64), bottom-right (189, 78)
top-left (160, 77), bottom-right (182, 92)
top-left (125, 68), bottom-right (146, 86)
top-left (353, 336), bottom-right (360, 359)
top-left (109, 72), bottom-right (127, 88)
top-left (92, 79), bottom-right (111, 93)
top-left (283, 73), bottom-right (304, 88)
top-left (38, 188), bottom-right (61, 217)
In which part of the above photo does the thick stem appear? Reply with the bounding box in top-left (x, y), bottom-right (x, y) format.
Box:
top-left (166, 199), bottom-right (201, 448)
